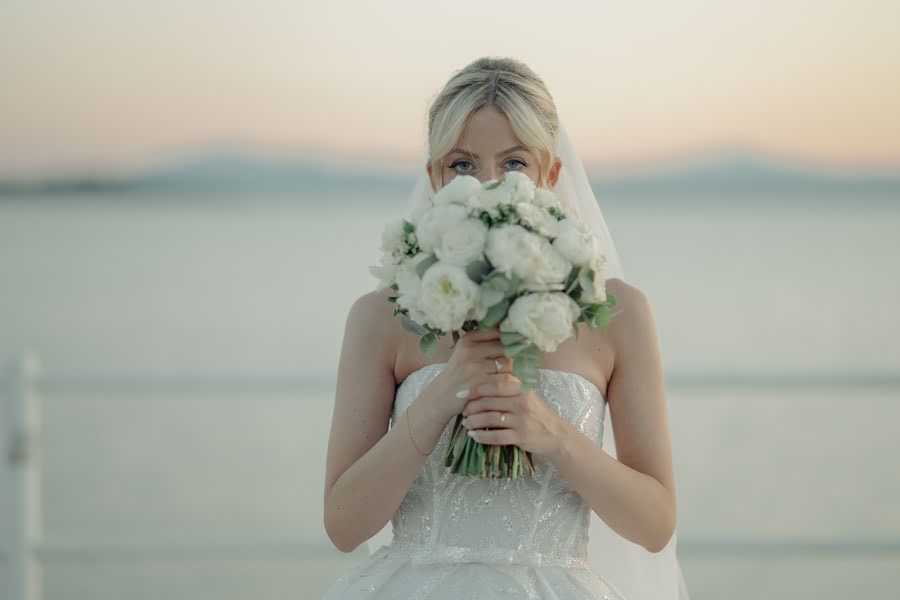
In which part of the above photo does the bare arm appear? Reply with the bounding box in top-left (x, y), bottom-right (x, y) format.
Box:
top-left (547, 282), bottom-right (677, 552)
top-left (322, 290), bottom-right (451, 553)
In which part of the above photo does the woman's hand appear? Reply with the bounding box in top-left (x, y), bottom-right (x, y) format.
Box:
top-left (460, 387), bottom-right (567, 458)
top-left (422, 327), bottom-right (520, 424)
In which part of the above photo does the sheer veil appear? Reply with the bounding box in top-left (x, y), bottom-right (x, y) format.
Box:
top-left (367, 119), bottom-right (690, 600)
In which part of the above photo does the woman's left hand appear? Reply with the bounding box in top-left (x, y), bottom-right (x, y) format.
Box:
top-left (461, 389), bottom-right (567, 458)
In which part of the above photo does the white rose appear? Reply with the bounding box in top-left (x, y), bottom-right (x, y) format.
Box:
top-left (499, 292), bottom-right (581, 352)
top-left (433, 175), bottom-right (482, 207)
top-left (418, 262), bottom-right (480, 332)
top-left (579, 254), bottom-right (608, 304)
top-left (551, 218), bottom-right (600, 266)
top-left (434, 218), bottom-right (489, 267)
top-left (414, 203), bottom-right (468, 254)
top-left (514, 202), bottom-right (560, 237)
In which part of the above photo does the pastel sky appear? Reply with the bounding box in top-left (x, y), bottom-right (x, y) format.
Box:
top-left (1, 0), bottom-right (898, 179)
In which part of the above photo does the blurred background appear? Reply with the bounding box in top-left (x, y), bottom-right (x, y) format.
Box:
top-left (1, 1), bottom-right (899, 599)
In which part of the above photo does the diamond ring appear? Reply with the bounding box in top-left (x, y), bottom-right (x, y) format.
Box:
top-left (499, 412), bottom-right (506, 423)
top-left (494, 358), bottom-right (503, 373)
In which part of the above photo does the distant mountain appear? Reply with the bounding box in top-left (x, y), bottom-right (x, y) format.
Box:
top-left (587, 152), bottom-right (900, 197)
top-left (1, 147), bottom-right (898, 198)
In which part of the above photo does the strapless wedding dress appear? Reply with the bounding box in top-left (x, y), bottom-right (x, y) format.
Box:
top-left (322, 362), bottom-right (627, 599)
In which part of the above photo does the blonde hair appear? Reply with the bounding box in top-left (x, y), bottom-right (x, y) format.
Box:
top-left (427, 56), bottom-right (559, 189)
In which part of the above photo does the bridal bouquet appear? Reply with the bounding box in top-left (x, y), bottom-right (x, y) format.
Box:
top-left (370, 170), bottom-right (618, 479)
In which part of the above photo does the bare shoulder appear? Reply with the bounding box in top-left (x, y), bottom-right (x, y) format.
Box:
top-left (606, 277), bottom-right (650, 314)
top-left (348, 286), bottom-right (396, 323)
top-left (345, 287), bottom-right (402, 362)
top-left (603, 277), bottom-right (657, 354)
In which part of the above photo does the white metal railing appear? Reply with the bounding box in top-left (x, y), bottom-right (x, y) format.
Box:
top-left (3, 349), bottom-right (900, 600)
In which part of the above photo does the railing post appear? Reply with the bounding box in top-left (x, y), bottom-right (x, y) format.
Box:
top-left (5, 351), bottom-right (43, 600)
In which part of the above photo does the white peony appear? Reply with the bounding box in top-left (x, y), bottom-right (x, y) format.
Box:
top-left (408, 198), bottom-right (433, 226)
top-left (418, 262), bottom-right (480, 332)
top-left (414, 203), bottom-right (468, 254)
top-left (485, 224), bottom-right (572, 288)
top-left (395, 253), bottom-right (430, 323)
top-left (532, 187), bottom-right (562, 211)
top-left (466, 171), bottom-right (538, 218)
top-left (514, 202), bottom-right (560, 237)
top-left (551, 217), bottom-right (600, 266)
top-left (369, 250), bottom-right (400, 290)
top-left (578, 253), bottom-right (609, 304)
top-left (468, 182), bottom-right (512, 217)
top-left (524, 244), bottom-right (572, 290)
top-left (503, 170), bottom-right (537, 203)
top-left (500, 292), bottom-right (581, 352)
top-left (484, 224), bottom-right (544, 278)
top-left (379, 217), bottom-right (406, 253)
top-left (434, 218), bottom-right (489, 267)
top-left (433, 175), bottom-right (482, 207)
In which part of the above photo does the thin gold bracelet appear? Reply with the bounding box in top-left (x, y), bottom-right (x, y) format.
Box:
top-left (406, 403), bottom-right (430, 456)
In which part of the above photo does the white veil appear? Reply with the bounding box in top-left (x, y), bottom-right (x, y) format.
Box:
top-left (368, 119), bottom-right (690, 600)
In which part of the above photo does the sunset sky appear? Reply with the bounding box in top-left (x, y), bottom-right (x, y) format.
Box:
top-left (1, 1), bottom-right (899, 179)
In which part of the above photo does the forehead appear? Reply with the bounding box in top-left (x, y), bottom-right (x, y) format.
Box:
top-left (451, 108), bottom-right (533, 158)
top-left (458, 105), bottom-right (518, 145)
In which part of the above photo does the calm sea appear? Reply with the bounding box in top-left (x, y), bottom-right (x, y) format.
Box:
top-left (0, 190), bottom-right (898, 599)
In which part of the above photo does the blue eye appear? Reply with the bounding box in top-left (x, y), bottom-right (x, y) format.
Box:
top-left (449, 160), bottom-right (473, 173)
top-left (449, 158), bottom-right (527, 173)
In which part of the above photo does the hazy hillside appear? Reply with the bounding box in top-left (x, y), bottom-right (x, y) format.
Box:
top-left (1, 148), bottom-right (898, 199)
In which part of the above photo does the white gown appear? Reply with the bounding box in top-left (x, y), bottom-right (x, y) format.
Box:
top-left (322, 362), bottom-right (628, 599)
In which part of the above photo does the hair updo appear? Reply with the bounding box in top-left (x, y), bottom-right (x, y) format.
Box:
top-left (426, 56), bottom-right (560, 189)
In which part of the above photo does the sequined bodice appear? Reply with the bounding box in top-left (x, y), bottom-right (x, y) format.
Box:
top-left (387, 362), bottom-right (607, 569)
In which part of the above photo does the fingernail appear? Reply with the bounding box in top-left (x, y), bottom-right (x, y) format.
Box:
top-left (455, 388), bottom-right (469, 399)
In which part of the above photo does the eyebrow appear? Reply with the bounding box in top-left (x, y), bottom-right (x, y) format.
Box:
top-left (448, 144), bottom-right (531, 159)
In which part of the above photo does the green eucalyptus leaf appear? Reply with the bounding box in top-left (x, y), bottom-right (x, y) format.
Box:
top-left (478, 299), bottom-right (509, 329)
top-left (420, 332), bottom-right (438, 357)
top-left (578, 266), bottom-right (594, 292)
top-left (500, 331), bottom-right (527, 345)
top-left (465, 259), bottom-right (492, 282)
top-left (503, 341), bottom-right (531, 356)
top-left (591, 305), bottom-right (613, 328)
top-left (564, 268), bottom-right (579, 294)
top-left (416, 254), bottom-right (439, 278)
top-left (401, 314), bottom-right (428, 335)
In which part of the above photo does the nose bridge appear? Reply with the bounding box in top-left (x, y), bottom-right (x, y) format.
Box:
top-left (479, 161), bottom-right (500, 183)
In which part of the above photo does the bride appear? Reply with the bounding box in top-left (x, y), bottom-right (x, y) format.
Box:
top-left (322, 56), bottom-right (690, 599)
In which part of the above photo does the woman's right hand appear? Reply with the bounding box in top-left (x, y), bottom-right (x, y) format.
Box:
top-left (423, 327), bottom-right (522, 424)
